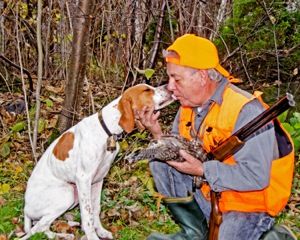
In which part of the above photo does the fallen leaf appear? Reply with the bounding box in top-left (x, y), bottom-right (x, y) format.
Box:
top-left (52, 221), bottom-right (73, 234)
top-left (109, 225), bottom-right (123, 234)
top-left (15, 224), bottom-right (25, 237)
top-left (15, 166), bottom-right (23, 174)
top-left (49, 95), bottom-right (64, 103)
top-left (38, 118), bottom-right (46, 133)
top-left (12, 217), bottom-right (19, 224)
top-left (107, 208), bottom-right (121, 217)
top-left (1, 183), bottom-right (11, 193)
top-left (120, 208), bottom-right (129, 221)
top-left (64, 212), bottom-right (75, 221)
top-left (0, 196), bottom-right (6, 206)
top-left (269, 15), bottom-right (276, 24)
top-left (120, 139), bottom-right (129, 151)
top-left (45, 85), bottom-right (64, 94)
top-left (48, 116), bottom-right (58, 128)
top-left (0, 234), bottom-right (7, 240)
top-left (10, 121), bottom-right (26, 132)
top-left (44, 98), bottom-right (54, 107)
top-left (293, 68), bottom-right (298, 76)
top-left (67, 221), bottom-right (80, 227)
top-left (0, 142), bottom-right (10, 158)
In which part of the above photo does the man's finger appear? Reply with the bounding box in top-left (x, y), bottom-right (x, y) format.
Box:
top-left (179, 150), bottom-right (198, 162)
top-left (179, 150), bottom-right (190, 158)
top-left (167, 160), bottom-right (182, 168)
top-left (152, 110), bottom-right (160, 121)
top-left (145, 106), bottom-right (155, 119)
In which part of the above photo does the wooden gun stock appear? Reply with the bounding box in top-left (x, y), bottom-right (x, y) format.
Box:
top-left (210, 135), bottom-right (244, 161)
top-left (208, 191), bottom-right (222, 240)
top-left (207, 93), bottom-right (295, 240)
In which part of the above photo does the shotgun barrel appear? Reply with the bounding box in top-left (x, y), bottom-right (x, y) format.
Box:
top-left (207, 93), bottom-right (295, 161)
top-left (235, 93), bottom-right (295, 141)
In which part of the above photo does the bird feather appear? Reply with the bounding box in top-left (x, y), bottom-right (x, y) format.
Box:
top-left (125, 134), bottom-right (207, 163)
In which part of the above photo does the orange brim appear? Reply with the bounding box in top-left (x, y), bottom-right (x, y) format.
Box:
top-left (165, 56), bottom-right (180, 65)
top-left (215, 64), bottom-right (229, 77)
top-left (216, 64), bottom-right (243, 83)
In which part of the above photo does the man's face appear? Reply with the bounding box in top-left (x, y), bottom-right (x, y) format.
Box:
top-left (166, 62), bottom-right (209, 107)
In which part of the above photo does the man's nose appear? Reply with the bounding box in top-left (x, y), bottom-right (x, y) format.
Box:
top-left (167, 78), bottom-right (175, 91)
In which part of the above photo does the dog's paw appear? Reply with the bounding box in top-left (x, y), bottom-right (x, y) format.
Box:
top-left (96, 227), bottom-right (113, 239)
top-left (45, 231), bottom-right (75, 240)
top-left (82, 232), bottom-right (100, 240)
top-left (56, 233), bottom-right (75, 240)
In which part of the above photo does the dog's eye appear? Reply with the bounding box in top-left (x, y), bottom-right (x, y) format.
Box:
top-left (144, 88), bottom-right (151, 92)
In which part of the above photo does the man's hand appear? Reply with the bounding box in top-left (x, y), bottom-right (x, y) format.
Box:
top-left (135, 106), bottom-right (163, 139)
top-left (167, 150), bottom-right (204, 176)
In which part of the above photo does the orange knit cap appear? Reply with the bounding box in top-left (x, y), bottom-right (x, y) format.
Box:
top-left (165, 34), bottom-right (241, 83)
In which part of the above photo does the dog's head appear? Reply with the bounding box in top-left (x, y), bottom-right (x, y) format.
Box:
top-left (118, 84), bottom-right (173, 133)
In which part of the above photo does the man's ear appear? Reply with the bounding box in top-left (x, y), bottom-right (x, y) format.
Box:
top-left (198, 70), bottom-right (207, 86)
top-left (118, 96), bottom-right (135, 133)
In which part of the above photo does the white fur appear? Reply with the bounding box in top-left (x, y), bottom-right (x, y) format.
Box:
top-left (21, 84), bottom-right (172, 240)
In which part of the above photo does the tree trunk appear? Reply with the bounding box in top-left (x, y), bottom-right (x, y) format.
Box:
top-left (58, 0), bottom-right (94, 132)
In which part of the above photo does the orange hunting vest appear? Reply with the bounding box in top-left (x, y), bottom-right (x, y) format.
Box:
top-left (179, 85), bottom-right (294, 216)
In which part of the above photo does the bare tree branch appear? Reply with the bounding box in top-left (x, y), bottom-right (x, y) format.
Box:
top-left (148, 0), bottom-right (166, 71)
top-left (15, 5), bottom-right (35, 161)
top-left (32, 0), bottom-right (43, 159)
top-left (210, 0), bottom-right (228, 40)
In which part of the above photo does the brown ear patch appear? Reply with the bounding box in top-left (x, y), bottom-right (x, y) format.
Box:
top-left (118, 97), bottom-right (135, 133)
top-left (53, 132), bottom-right (75, 161)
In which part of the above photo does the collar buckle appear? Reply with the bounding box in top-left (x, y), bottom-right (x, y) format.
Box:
top-left (99, 111), bottom-right (121, 152)
top-left (106, 135), bottom-right (117, 152)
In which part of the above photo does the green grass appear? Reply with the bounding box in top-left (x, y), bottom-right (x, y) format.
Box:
top-left (24, 233), bottom-right (48, 240)
top-left (0, 160), bottom-right (178, 239)
top-left (116, 219), bottom-right (178, 240)
top-left (0, 194), bottom-right (23, 234)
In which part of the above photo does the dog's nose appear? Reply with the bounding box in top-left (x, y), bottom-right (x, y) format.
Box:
top-left (157, 84), bottom-right (172, 96)
top-left (157, 84), bottom-right (167, 90)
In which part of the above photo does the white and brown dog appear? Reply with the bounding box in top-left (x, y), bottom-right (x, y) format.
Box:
top-left (21, 84), bottom-right (173, 240)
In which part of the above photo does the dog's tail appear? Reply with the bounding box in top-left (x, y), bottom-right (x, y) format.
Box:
top-left (23, 214), bottom-right (32, 233)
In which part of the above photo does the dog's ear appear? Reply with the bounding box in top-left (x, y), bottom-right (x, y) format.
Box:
top-left (118, 96), bottom-right (135, 133)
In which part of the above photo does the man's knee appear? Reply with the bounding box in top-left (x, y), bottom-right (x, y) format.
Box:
top-left (149, 160), bottom-right (168, 177)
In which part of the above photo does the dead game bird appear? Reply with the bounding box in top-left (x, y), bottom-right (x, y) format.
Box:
top-left (125, 134), bottom-right (208, 163)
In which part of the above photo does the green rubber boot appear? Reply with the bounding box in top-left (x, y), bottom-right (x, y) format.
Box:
top-left (260, 224), bottom-right (297, 240)
top-left (147, 194), bottom-right (208, 240)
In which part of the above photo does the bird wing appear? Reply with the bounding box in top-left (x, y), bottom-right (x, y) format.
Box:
top-left (125, 134), bottom-right (207, 163)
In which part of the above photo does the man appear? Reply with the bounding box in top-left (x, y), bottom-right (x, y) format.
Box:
top-left (136, 34), bottom-right (296, 240)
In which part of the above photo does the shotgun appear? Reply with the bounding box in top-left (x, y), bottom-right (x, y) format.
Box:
top-left (206, 93), bottom-right (295, 240)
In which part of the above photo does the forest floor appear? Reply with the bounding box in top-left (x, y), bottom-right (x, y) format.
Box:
top-left (0, 79), bottom-right (299, 239)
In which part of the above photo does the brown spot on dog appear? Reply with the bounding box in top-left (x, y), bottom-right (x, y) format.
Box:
top-left (53, 132), bottom-right (75, 161)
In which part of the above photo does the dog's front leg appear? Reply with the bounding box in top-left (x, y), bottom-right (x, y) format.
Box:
top-left (92, 181), bottom-right (113, 239)
top-left (76, 176), bottom-right (100, 240)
